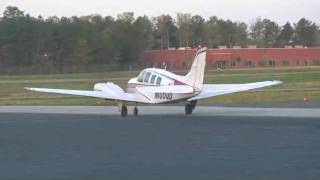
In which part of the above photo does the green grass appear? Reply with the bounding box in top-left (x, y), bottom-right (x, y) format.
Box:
top-left (0, 66), bottom-right (320, 105)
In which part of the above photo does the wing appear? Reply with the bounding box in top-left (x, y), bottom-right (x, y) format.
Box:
top-left (188, 80), bottom-right (282, 101)
top-left (25, 86), bottom-right (149, 103)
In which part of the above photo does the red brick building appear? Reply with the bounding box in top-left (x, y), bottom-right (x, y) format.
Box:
top-left (140, 48), bottom-right (320, 69)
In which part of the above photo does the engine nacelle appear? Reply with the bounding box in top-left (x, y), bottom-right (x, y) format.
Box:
top-left (94, 83), bottom-right (125, 95)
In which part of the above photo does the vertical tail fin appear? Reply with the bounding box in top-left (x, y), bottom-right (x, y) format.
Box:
top-left (184, 47), bottom-right (207, 90)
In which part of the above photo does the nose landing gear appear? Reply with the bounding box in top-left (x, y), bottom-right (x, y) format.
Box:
top-left (133, 106), bottom-right (138, 116)
top-left (121, 105), bottom-right (128, 117)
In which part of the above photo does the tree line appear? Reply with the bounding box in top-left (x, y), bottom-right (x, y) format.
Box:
top-left (0, 6), bottom-right (319, 74)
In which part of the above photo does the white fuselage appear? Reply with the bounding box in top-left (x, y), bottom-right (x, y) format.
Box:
top-left (126, 68), bottom-right (200, 104)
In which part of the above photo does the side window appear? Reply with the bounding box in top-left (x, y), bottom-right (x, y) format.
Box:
top-left (144, 72), bottom-right (151, 83)
top-left (150, 75), bottom-right (157, 84)
top-left (137, 71), bottom-right (145, 82)
top-left (156, 77), bottom-right (162, 85)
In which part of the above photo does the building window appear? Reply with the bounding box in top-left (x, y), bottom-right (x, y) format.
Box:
top-left (182, 62), bottom-right (187, 68)
top-left (312, 60), bottom-right (320, 66)
top-left (245, 60), bottom-right (253, 67)
top-left (282, 60), bottom-right (290, 66)
top-left (269, 60), bottom-right (275, 66)
top-left (236, 57), bottom-right (241, 63)
top-left (216, 61), bottom-right (226, 69)
top-left (258, 60), bottom-right (267, 67)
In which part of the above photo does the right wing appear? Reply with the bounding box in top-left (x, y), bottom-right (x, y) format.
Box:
top-left (25, 86), bottom-right (150, 103)
top-left (188, 80), bottom-right (282, 101)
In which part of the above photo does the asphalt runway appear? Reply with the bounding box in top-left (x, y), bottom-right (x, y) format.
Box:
top-left (0, 106), bottom-right (320, 179)
top-left (0, 106), bottom-right (320, 117)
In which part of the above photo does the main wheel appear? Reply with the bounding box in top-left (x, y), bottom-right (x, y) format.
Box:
top-left (121, 105), bottom-right (128, 117)
top-left (191, 100), bottom-right (197, 110)
top-left (133, 107), bottom-right (138, 116)
top-left (185, 104), bottom-right (193, 115)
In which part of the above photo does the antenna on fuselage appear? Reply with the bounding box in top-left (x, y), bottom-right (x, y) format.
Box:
top-left (162, 62), bottom-right (167, 70)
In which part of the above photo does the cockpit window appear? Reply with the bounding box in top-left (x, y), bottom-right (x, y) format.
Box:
top-left (150, 75), bottom-right (157, 84)
top-left (137, 71), bottom-right (145, 82)
top-left (156, 77), bottom-right (162, 85)
top-left (144, 72), bottom-right (152, 83)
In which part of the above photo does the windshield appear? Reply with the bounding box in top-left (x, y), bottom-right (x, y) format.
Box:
top-left (137, 71), bottom-right (146, 82)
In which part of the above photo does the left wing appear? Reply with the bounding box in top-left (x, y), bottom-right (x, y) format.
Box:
top-left (188, 80), bottom-right (282, 101)
top-left (25, 87), bottom-right (150, 103)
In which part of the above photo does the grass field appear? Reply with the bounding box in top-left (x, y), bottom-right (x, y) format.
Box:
top-left (0, 66), bottom-right (319, 105)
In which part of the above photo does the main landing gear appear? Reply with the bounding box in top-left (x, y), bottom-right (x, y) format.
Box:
top-left (185, 100), bottom-right (197, 115)
top-left (120, 104), bottom-right (139, 117)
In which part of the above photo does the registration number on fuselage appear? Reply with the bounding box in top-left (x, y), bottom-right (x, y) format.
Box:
top-left (154, 92), bottom-right (173, 100)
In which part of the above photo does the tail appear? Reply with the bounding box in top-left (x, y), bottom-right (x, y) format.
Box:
top-left (184, 47), bottom-right (207, 90)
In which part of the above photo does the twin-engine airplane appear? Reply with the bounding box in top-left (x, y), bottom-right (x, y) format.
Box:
top-left (26, 47), bottom-right (282, 117)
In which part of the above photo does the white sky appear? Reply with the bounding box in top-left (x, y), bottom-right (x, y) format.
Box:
top-left (1, 0), bottom-right (319, 25)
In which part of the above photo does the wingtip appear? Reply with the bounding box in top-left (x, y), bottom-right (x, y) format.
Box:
top-left (271, 80), bottom-right (283, 85)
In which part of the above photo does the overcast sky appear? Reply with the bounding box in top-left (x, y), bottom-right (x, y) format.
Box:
top-left (1, 0), bottom-right (319, 25)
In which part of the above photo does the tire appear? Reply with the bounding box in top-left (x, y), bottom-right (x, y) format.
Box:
top-left (121, 106), bottom-right (128, 117)
top-left (185, 104), bottom-right (193, 115)
top-left (191, 100), bottom-right (197, 110)
top-left (134, 107), bottom-right (138, 116)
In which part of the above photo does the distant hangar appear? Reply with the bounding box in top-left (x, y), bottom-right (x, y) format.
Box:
top-left (140, 47), bottom-right (320, 69)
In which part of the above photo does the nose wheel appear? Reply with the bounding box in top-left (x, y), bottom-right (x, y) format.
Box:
top-left (133, 107), bottom-right (138, 116)
top-left (121, 105), bottom-right (128, 117)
